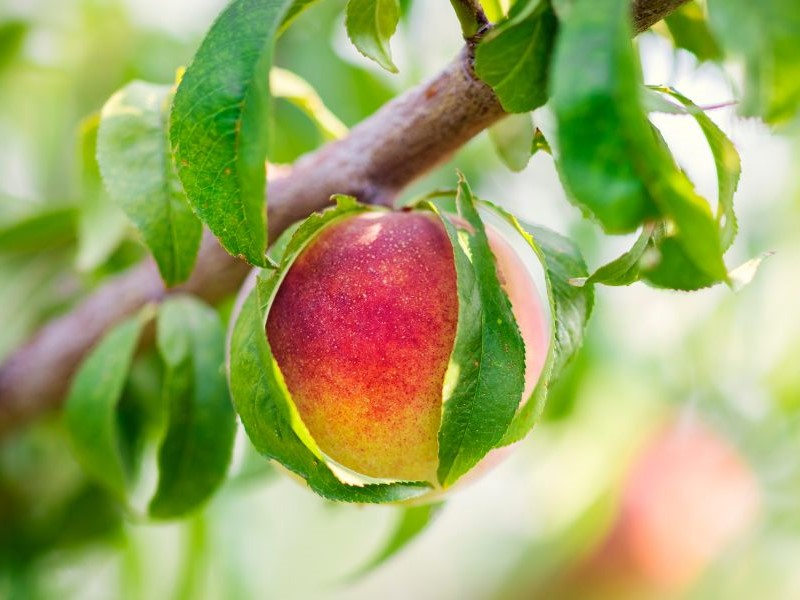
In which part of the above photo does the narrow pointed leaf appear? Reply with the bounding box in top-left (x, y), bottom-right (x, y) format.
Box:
top-left (351, 502), bottom-right (443, 578)
top-left (575, 224), bottom-right (656, 287)
top-left (482, 204), bottom-right (593, 445)
top-left (345, 0), bottom-right (401, 73)
top-left (531, 128), bottom-right (551, 157)
top-left (65, 315), bottom-right (147, 499)
top-left (434, 176), bottom-right (525, 487)
top-left (648, 86), bottom-right (740, 250)
top-left (171, 0), bottom-right (300, 267)
top-left (149, 297), bottom-right (236, 519)
top-left (98, 82), bottom-right (201, 285)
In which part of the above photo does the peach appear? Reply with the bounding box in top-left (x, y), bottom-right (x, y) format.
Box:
top-left (579, 419), bottom-right (761, 596)
top-left (265, 210), bottom-right (548, 484)
top-left (612, 420), bottom-right (760, 587)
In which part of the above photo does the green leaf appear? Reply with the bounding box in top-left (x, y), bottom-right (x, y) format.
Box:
top-left (596, 225), bottom-right (753, 292)
top-left (574, 223), bottom-right (656, 287)
top-left (551, 0), bottom-right (727, 282)
top-left (481, 0), bottom-right (508, 22)
top-left (488, 113), bottom-right (535, 172)
top-left (433, 175), bottom-right (525, 488)
top-left (708, 0), bottom-right (800, 124)
top-left (149, 297), bottom-right (236, 519)
top-left (280, 0), bottom-right (320, 31)
top-left (228, 199), bottom-right (431, 503)
top-left (550, 0), bottom-right (658, 232)
top-left (641, 88), bottom-right (687, 115)
top-left (271, 68), bottom-right (348, 140)
top-left (664, 1), bottom-right (722, 62)
top-left (75, 113), bottom-right (129, 272)
top-left (649, 86), bottom-right (740, 250)
top-left (482, 204), bottom-right (593, 445)
top-left (0, 205), bottom-right (76, 253)
top-left (641, 216), bottom-right (755, 292)
top-left (345, 0), bottom-right (401, 73)
top-left (474, 0), bottom-right (557, 113)
top-left (642, 234), bottom-right (718, 290)
top-left (171, 0), bottom-right (299, 267)
top-left (0, 21), bottom-right (27, 75)
top-left (649, 167), bottom-right (728, 282)
top-left (99, 81), bottom-right (202, 285)
top-left (64, 315), bottom-right (148, 499)
top-left (351, 502), bottom-right (443, 577)
top-left (530, 127), bottom-right (551, 157)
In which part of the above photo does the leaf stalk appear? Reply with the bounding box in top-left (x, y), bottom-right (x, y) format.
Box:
top-left (449, 0), bottom-right (490, 42)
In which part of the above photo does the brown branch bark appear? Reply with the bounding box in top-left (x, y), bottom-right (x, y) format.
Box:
top-left (0, 0), bottom-right (687, 437)
top-left (632, 0), bottom-right (687, 32)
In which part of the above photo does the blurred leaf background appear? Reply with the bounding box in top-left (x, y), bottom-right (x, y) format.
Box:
top-left (1, 0), bottom-right (799, 598)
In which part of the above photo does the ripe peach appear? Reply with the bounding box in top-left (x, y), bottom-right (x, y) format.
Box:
top-left (612, 420), bottom-right (760, 587)
top-left (265, 210), bottom-right (548, 484)
top-left (519, 420), bottom-right (761, 599)
top-left (582, 419), bottom-right (761, 595)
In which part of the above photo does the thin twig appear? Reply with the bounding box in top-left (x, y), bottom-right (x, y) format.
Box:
top-left (449, 0), bottom-right (491, 42)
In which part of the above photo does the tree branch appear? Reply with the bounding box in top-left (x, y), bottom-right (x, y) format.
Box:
top-left (632, 0), bottom-right (688, 32)
top-left (0, 0), bottom-right (687, 437)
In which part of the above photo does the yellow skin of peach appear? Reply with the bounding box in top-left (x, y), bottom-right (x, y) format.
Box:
top-left (266, 210), bottom-right (548, 484)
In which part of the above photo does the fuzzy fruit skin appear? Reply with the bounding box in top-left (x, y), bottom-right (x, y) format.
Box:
top-left (267, 211), bottom-right (457, 482)
top-left (512, 420), bottom-right (761, 599)
top-left (266, 210), bottom-right (548, 483)
top-left (606, 420), bottom-right (760, 588)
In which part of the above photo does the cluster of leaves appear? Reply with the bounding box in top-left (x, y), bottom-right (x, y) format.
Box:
top-left (59, 0), bottom-right (370, 519)
top-left (480, 0), bottom-right (797, 291)
top-left (64, 297), bottom-right (235, 519)
top-left (84, 0), bottom-right (798, 295)
top-left (58, 0), bottom-right (799, 533)
top-left (549, 1), bottom-right (730, 290)
top-left (107, 0), bottom-right (796, 298)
